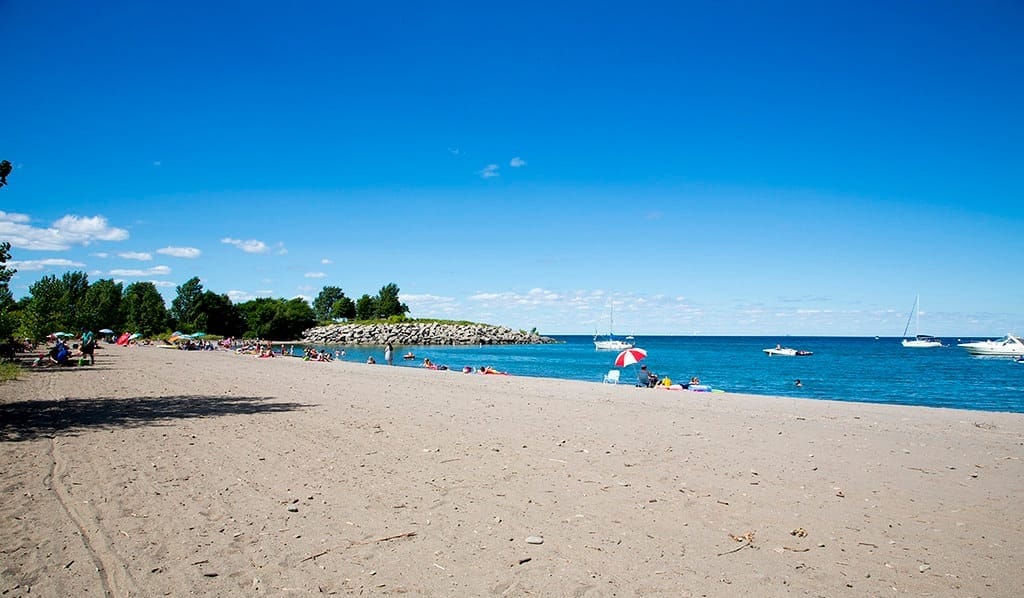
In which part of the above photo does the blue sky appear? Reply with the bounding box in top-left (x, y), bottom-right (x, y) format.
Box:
top-left (2, 1), bottom-right (1022, 336)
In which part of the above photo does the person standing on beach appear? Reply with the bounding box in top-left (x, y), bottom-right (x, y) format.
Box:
top-left (384, 341), bottom-right (394, 366)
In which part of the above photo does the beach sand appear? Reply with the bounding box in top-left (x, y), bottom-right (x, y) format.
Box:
top-left (2, 346), bottom-right (1023, 597)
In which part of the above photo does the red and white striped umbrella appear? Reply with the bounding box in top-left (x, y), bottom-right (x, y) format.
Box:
top-left (614, 347), bottom-right (648, 367)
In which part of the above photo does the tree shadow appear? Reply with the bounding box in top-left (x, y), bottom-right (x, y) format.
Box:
top-left (0, 395), bottom-right (312, 442)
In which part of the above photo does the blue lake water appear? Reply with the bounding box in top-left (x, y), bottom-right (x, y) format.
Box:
top-left (296, 336), bottom-right (1024, 414)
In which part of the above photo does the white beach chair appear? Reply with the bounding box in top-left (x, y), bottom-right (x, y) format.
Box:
top-left (603, 369), bottom-right (620, 384)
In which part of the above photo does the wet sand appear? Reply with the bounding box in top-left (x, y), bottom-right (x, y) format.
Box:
top-left (2, 345), bottom-right (1023, 596)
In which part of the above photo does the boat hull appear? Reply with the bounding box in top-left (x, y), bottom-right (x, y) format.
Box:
top-left (957, 335), bottom-right (1024, 356)
top-left (901, 339), bottom-right (942, 348)
top-left (595, 340), bottom-right (634, 350)
top-left (763, 348), bottom-right (813, 357)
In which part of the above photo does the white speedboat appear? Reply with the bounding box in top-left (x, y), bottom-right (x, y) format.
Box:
top-left (763, 346), bottom-right (812, 357)
top-left (957, 334), bottom-right (1024, 356)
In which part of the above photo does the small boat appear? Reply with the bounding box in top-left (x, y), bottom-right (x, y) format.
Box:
top-left (594, 306), bottom-right (634, 350)
top-left (763, 346), bottom-right (812, 357)
top-left (402, 352), bottom-right (416, 360)
top-left (901, 295), bottom-right (942, 348)
top-left (957, 334), bottom-right (1024, 356)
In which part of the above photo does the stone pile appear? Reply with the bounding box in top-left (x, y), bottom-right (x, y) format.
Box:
top-left (301, 322), bottom-right (557, 346)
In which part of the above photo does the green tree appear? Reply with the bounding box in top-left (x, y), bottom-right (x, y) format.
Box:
top-left (61, 271), bottom-right (90, 332)
top-left (82, 278), bottom-right (123, 332)
top-left (194, 291), bottom-right (245, 337)
top-left (122, 282), bottom-right (168, 336)
top-left (236, 297), bottom-right (315, 340)
top-left (312, 286), bottom-right (345, 322)
top-left (23, 275), bottom-right (67, 340)
top-left (170, 277), bottom-right (204, 331)
top-left (355, 294), bottom-right (377, 321)
top-left (331, 295), bottom-right (356, 320)
top-left (375, 283), bottom-right (408, 319)
top-left (0, 160), bottom-right (11, 189)
top-left (0, 241), bottom-right (16, 339)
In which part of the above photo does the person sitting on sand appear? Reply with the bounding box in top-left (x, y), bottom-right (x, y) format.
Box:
top-left (366, 356), bottom-right (376, 364)
top-left (423, 358), bottom-right (437, 370)
top-left (637, 365), bottom-right (657, 388)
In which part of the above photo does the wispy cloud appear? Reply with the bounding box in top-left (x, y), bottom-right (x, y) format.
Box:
top-left (478, 164), bottom-right (499, 178)
top-left (221, 237), bottom-right (269, 254)
top-left (0, 211), bottom-right (129, 250)
top-left (448, 147), bottom-right (461, 155)
top-left (304, 272), bottom-right (326, 278)
top-left (109, 265), bottom-right (171, 277)
top-left (157, 246), bottom-right (201, 258)
top-left (118, 251), bottom-right (152, 261)
top-left (150, 280), bottom-right (175, 288)
top-left (510, 156), bottom-right (527, 168)
top-left (8, 258), bottom-right (86, 272)
top-left (321, 258), bottom-right (332, 265)
top-left (152, 160), bottom-right (162, 167)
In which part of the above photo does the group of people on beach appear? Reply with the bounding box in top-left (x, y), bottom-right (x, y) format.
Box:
top-left (636, 365), bottom-right (700, 389)
top-left (29, 330), bottom-right (98, 367)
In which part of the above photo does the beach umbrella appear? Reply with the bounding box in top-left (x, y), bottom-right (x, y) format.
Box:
top-left (98, 328), bottom-right (114, 334)
top-left (614, 347), bottom-right (648, 367)
top-left (129, 333), bottom-right (142, 340)
top-left (191, 332), bottom-right (206, 338)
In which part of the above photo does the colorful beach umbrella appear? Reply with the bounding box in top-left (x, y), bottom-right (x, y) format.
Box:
top-left (98, 328), bottom-right (114, 334)
top-left (614, 347), bottom-right (648, 367)
top-left (129, 333), bottom-right (143, 340)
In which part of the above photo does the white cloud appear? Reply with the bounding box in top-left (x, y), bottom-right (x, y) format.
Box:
top-left (275, 242), bottom-right (288, 255)
top-left (304, 272), bottom-right (326, 278)
top-left (118, 251), bottom-right (152, 261)
top-left (0, 211), bottom-right (129, 250)
top-left (321, 258), bottom-right (332, 265)
top-left (157, 246), bottom-right (201, 258)
top-left (92, 252), bottom-right (109, 258)
top-left (478, 164), bottom-right (499, 178)
top-left (227, 289), bottom-right (275, 303)
top-left (8, 258), bottom-right (86, 271)
top-left (109, 265), bottom-right (171, 277)
top-left (150, 280), bottom-right (175, 288)
top-left (221, 237), bottom-right (269, 254)
top-left (510, 157), bottom-right (527, 167)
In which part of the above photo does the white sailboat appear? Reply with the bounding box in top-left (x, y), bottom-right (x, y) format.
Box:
top-left (901, 295), bottom-right (942, 348)
top-left (594, 306), bottom-right (634, 350)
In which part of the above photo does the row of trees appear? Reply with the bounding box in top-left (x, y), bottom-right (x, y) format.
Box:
top-left (0, 161), bottom-right (410, 342)
top-left (2, 272), bottom-right (410, 342)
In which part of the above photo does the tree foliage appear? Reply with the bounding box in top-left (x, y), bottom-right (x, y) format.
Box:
top-left (122, 282), bottom-right (168, 336)
top-left (170, 277), bottom-right (204, 331)
top-left (0, 242), bottom-right (16, 339)
top-left (355, 294), bottom-right (377, 320)
top-left (0, 160), bottom-right (11, 189)
top-left (236, 297), bottom-right (315, 340)
top-left (313, 286), bottom-right (345, 321)
top-left (374, 283), bottom-right (408, 319)
top-left (194, 291), bottom-right (245, 337)
top-left (82, 278), bottom-right (123, 332)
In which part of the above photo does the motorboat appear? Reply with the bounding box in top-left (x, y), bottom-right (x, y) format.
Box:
top-left (901, 295), bottom-right (942, 348)
top-left (957, 334), bottom-right (1024, 356)
top-left (763, 346), bottom-right (812, 357)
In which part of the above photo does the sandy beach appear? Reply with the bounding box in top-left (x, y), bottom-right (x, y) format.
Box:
top-left (2, 346), bottom-right (1023, 597)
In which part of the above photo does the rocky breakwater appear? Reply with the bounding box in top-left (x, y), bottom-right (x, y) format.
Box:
top-left (301, 322), bottom-right (558, 346)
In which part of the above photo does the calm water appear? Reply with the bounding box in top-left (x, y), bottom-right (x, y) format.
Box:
top-left (298, 336), bottom-right (1024, 414)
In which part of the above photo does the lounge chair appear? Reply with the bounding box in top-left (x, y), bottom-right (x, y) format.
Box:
top-left (603, 369), bottom-right (620, 384)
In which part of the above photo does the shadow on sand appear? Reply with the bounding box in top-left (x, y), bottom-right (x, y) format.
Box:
top-left (0, 395), bottom-right (311, 442)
